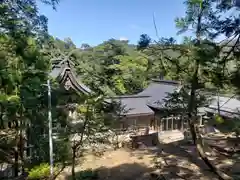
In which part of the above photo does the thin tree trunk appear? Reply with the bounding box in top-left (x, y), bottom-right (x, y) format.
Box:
top-left (187, 49), bottom-right (233, 180)
top-left (18, 105), bottom-right (25, 175)
top-left (187, 44), bottom-right (233, 180)
top-left (71, 106), bottom-right (90, 180)
top-left (19, 125), bottom-right (24, 174)
top-left (71, 146), bottom-right (76, 180)
top-left (14, 147), bottom-right (19, 177)
top-left (190, 124), bottom-right (233, 180)
top-left (0, 104), bottom-right (4, 129)
top-left (14, 120), bottom-right (19, 177)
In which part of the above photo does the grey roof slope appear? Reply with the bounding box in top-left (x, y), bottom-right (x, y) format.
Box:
top-left (138, 79), bottom-right (180, 109)
top-left (205, 96), bottom-right (240, 118)
top-left (108, 95), bottom-right (154, 117)
top-left (50, 60), bottom-right (92, 94)
top-left (108, 79), bottom-right (181, 116)
top-left (51, 60), bottom-right (182, 116)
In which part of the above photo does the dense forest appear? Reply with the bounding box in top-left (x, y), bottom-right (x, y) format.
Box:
top-left (48, 36), bottom-right (156, 96)
top-left (0, 0), bottom-right (240, 180)
top-left (47, 34), bottom-right (235, 96)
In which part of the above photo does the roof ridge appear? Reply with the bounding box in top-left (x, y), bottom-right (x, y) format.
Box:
top-left (109, 95), bottom-right (151, 99)
top-left (151, 79), bottom-right (179, 85)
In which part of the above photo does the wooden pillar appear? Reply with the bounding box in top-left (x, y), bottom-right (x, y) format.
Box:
top-left (155, 116), bottom-right (157, 131)
top-left (171, 116), bottom-right (174, 130)
top-left (160, 118), bottom-right (164, 131)
top-left (199, 115), bottom-right (203, 126)
top-left (166, 118), bottom-right (168, 131)
top-left (181, 117), bottom-right (184, 131)
top-left (175, 117), bottom-right (179, 129)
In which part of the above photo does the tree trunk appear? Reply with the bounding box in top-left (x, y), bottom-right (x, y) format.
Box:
top-left (14, 120), bottom-right (19, 177)
top-left (187, 65), bottom-right (233, 179)
top-left (190, 124), bottom-right (233, 180)
top-left (185, 3), bottom-right (233, 179)
top-left (14, 147), bottom-right (19, 177)
top-left (19, 128), bottom-right (24, 175)
top-left (70, 106), bottom-right (90, 180)
top-left (18, 108), bottom-right (25, 175)
top-left (0, 104), bottom-right (4, 129)
top-left (71, 146), bottom-right (76, 180)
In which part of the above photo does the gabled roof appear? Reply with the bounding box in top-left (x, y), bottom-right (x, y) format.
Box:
top-left (50, 60), bottom-right (182, 116)
top-left (107, 95), bottom-right (154, 117)
top-left (50, 59), bottom-right (91, 94)
top-left (138, 79), bottom-right (181, 109)
top-left (138, 79), bottom-right (179, 96)
top-left (107, 79), bottom-right (181, 116)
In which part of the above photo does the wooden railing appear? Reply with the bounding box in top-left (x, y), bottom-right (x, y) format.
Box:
top-left (155, 115), bottom-right (204, 132)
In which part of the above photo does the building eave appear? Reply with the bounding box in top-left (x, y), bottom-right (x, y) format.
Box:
top-left (58, 68), bottom-right (91, 95)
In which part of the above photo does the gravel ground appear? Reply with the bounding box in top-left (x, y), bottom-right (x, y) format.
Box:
top-left (56, 143), bottom-right (238, 180)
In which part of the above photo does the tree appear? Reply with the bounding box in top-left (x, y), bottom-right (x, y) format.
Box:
top-left (108, 53), bottom-right (148, 94)
top-left (137, 34), bottom-right (151, 50)
top-left (0, 0), bottom-right (63, 178)
top-left (52, 91), bottom-right (119, 180)
top-left (57, 38), bottom-right (155, 96)
top-left (146, 0), bottom-right (233, 179)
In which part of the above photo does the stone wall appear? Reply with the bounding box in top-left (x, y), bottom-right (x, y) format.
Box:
top-left (131, 132), bottom-right (158, 148)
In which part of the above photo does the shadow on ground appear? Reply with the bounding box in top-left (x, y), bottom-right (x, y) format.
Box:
top-left (65, 139), bottom-right (239, 180)
top-left (65, 160), bottom-right (217, 180)
top-left (144, 140), bottom-right (237, 179)
top-left (66, 163), bottom-right (155, 180)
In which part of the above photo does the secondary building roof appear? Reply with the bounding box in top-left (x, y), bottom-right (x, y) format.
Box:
top-left (108, 79), bottom-right (181, 116)
top-left (205, 96), bottom-right (240, 118)
top-left (51, 60), bottom-right (240, 119)
top-left (107, 95), bottom-right (154, 117)
top-left (139, 79), bottom-right (181, 109)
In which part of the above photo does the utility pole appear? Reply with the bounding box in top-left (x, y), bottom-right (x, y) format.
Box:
top-left (47, 79), bottom-right (54, 178)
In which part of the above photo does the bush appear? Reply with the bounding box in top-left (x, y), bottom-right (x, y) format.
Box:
top-left (27, 163), bottom-right (58, 180)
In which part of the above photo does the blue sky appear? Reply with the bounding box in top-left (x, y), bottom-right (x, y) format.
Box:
top-left (38, 0), bottom-right (187, 47)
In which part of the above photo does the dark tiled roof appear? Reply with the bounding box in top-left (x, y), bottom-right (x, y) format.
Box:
top-left (107, 95), bottom-right (154, 116)
top-left (108, 79), bottom-right (181, 116)
top-left (50, 60), bottom-right (91, 94)
top-left (138, 79), bottom-right (179, 96)
top-left (138, 79), bottom-right (180, 109)
top-left (51, 60), bottom-right (181, 115)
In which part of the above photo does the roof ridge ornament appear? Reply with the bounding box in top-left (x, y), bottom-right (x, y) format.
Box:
top-left (51, 49), bottom-right (78, 68)
top-left (64, 77), bottom-right (72, 90)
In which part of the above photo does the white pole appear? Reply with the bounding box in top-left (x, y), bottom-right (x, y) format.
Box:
top-left (47, 79), bottom-right (54, 177)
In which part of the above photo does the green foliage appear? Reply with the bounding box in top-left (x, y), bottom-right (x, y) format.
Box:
top-left (0, 1), bottom-right (70, 177)
top-left (214, 114), bottom-right (224, 124)
top-left (49, 38), bottom-right (156, 95)
top-left (27, 163), bottom-right (58, 180)
top-left (1, 0), bottom-right (240, 179)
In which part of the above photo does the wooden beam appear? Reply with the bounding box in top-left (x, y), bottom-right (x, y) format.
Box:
top-left (166, 118), bottom-right (168, 131)
top-left (181, 117), bottom-right (184, 131)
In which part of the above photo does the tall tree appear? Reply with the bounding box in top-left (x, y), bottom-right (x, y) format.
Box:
top-left (174, 0), bottom-right (233, 179)
top-left (0, 0), bottom-right (62, 177)
top-left (146, 0), bottom-right (233, 179)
